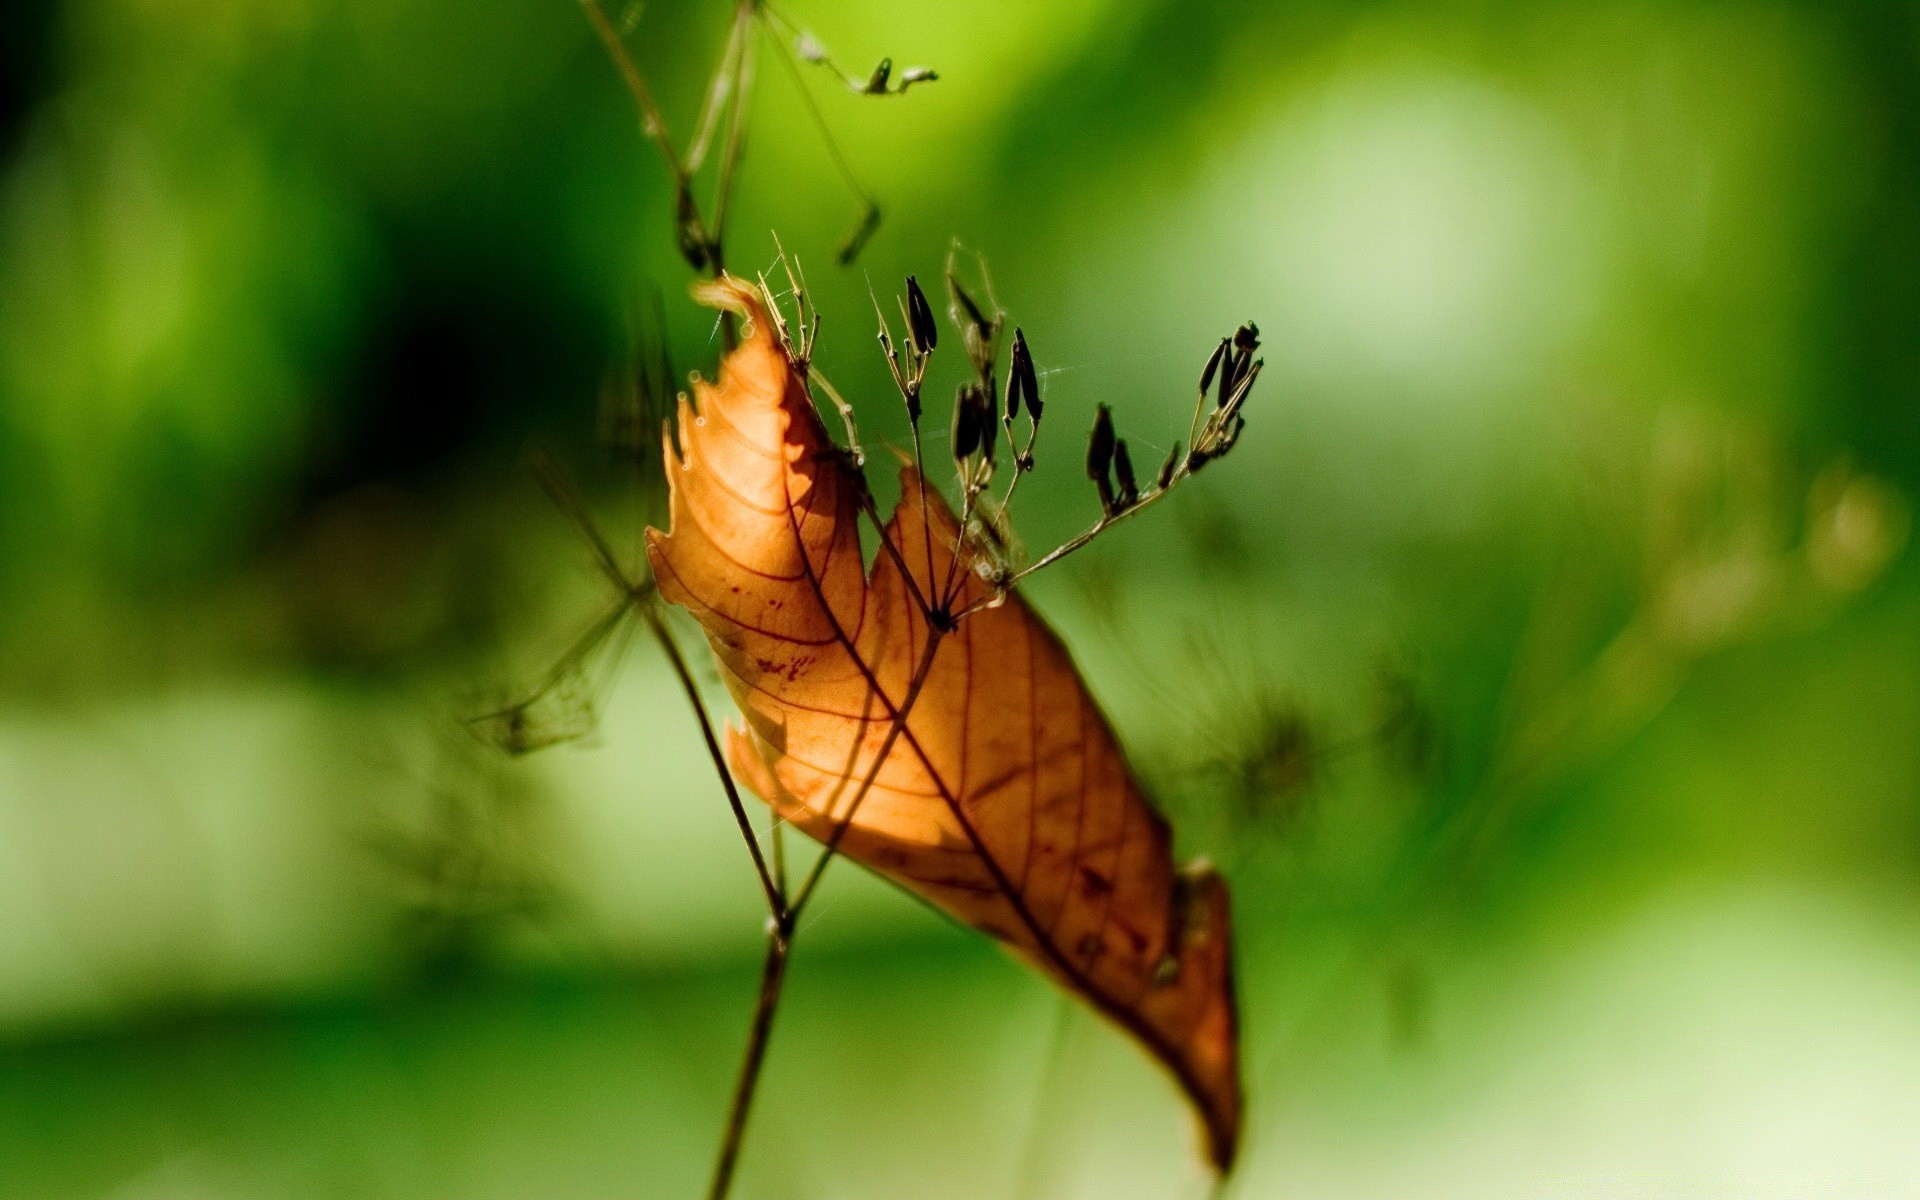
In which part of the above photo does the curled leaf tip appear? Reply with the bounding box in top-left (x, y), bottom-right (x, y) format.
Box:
top-left (690, 273), bottom-right (772, 329)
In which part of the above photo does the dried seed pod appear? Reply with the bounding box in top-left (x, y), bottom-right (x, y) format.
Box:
top-left (865, 58), bottom-right (893, 95)
top-left (906, 275), bottom-right (937, 355)
top-left (951, 385), bottom-right (981, 459)
top-left (1087, 404), bottom-right (1116, 478)
top-left (1114, 438), bottom-right (1138, 507)
top-left (973, 384), bottom-right (998, 464)
top-left (1087, 404), bottom-right (1117, 512)
top-left (1222, 358), bottom-right (1263, 422)
top-left (899, 66), bottom-right (939, 87)
top-left (1220, 322), bottom-right (1262, 408)
top-left (1157, 442), bottom-right (1182, 490)
top-left (1217, 350), bottom-right (1241, 409)
top-left (1008, 327), bottom-right (1040, 422)
top-left (949, 273), bottom-right (991, 338)
top-left (1199, 338), bottom-right (1228, 398)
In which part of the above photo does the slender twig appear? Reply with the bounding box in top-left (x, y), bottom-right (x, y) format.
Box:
top-left (531, 452), bottom-right (638, 595)
top-left (943, 481), bottom-right (984, 612)
top-left (857, 490), bottom-right (937, 621)
top-left (708, 0), bottom-right (759, 259)
top-left (466, 596), bottom-right (631, 740)
top-left (577, 0), bottom-right (692, 190)
top-left (787, 626), bottom-right (945, 918)
top-left (910, 421), bottom-right (937, 590)
top-left (706, 924), bottom-right (792, 1200)
top-left (954, 482), bottom-right (1181, 620)
top-left (643, 605), bottom-right (784, 920)
top-left (994, 440), bottom-right (1032, 528)
top-left (769, 819), bottom-right (788, 896)
top-left (693, 604), bottom-right (942, 1200)
top-left (765, 12), bottom-right (881, 262)
top-left (806, 364), bottom-right (865, 464)
top-left (685, 6), bottom-right (749, 173)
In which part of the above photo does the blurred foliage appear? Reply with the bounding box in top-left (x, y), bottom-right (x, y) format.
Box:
top-left (3, 0), bottom-right (1919, 1196)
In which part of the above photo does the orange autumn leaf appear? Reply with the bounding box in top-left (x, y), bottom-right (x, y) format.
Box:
top-left (646, 275), bottom-right (1242, 1171)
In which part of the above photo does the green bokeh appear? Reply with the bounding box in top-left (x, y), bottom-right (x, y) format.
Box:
top-left (3, 0), bottom-right (1918, 1196)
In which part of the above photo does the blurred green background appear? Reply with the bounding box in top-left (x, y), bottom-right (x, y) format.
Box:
top-left (4, 0), bottom-right (1920, 1196)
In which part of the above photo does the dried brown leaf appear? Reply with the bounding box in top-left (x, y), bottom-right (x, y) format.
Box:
top-left (647, 276), bottom-right (1242, 1170)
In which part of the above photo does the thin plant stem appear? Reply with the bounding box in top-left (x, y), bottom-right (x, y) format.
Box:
top-left (942, 481), bottom-right (981, 612)
top-left (954, 479), bottom-right (1184, 620)
top-left (696, 614), bottom-right (942, 1200)
top-left (857, 490), bottom-right (937, 621)
top-left (770, 819), bottom-right (788, 896)
top-left (643, 603), bottom-right (784, 919)
top-left (706, 924), bottom-right (792, 1200)
top-left (787, 625), bottom-right (945, 918)
top-left (766, 19), bottom-right (880, 262)
top-left (685, 6), bottom-right (749, 173)
top-left (577, 0), bottom-right (691, 190)
top-left (911, 422), bottom-right (937, 597)
top-left (807, 365), bottom-right (866, 471)
top-left (709, 2), bottom-right (758, 256)
top-left (696, 608), bottom-right (945, 1200)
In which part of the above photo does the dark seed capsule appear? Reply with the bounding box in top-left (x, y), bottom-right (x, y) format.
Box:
top-left (972, 385), bottom-right (998, 464)
top-left (949, 272), bottom-right (991, 337)
top-left (1218, 348), bottom-right (1245, 409)
top-left (905, 275), bottom-right (937, 354)
top-left (1199, 338), bottom-right (1228, 397)
top-left (1008, 327), bottom-right (1040, 421)
top-left (950, 386), bottom-right (980, 459)
top-left (1157, 442), bottom-right (1181, 489)
top-left (865, 57), bottom-right (893, 94)
top-left (1086, 403), bottom-right (1116, 482)
top-left (1234, 321), bottom-right (1260, 352)
top-left (1114, 438), bottom-right (1138, 505)
top-left (674, 184), bottom-right (707, 270)
top-left (1237, 359), bottom-right (1264, 407)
